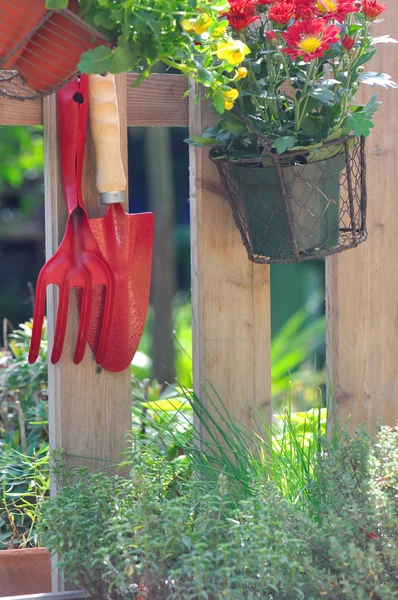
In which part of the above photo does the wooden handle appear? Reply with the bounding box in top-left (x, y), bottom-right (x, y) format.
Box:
top-left (88, 73), bottom-right (127, 204)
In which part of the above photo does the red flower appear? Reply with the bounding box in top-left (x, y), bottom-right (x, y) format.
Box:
top-left (342, 35), bottom-right (355, 50)
top-left (362, 0), bottom-right (386, 20)
top-left (257, 0), bottom-right (275, 4)
top-left (268, 0), bottom-right (296, 24)
top-left (282, 18), bottom-right (340, 61)
top-left (265, 29), bottom-right (279, 42)
top-left (265, 30), bottom-right (278, 40)
top-left (226, 0), bottom-right (260, 30)
top-left (366, 531), bottom-right (377, 539)
top-left (315, 0), bottom-right (359, 23)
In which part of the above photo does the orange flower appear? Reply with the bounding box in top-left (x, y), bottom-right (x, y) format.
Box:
top-left (362, 0), bottom-right (386, 20)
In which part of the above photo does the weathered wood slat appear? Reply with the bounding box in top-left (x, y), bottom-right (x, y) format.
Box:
top-left (326, 11), bottom-right (398, 433)
top-left (44, 74), bottom-right (132, 592)
top-left (189, 84), bottom-right (271, 435)
top-left (0, 73), bottom-right (188, 127)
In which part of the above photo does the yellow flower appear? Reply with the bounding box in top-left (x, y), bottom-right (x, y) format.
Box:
top-left (194, 14), bottom-right (213, 35)
top-left (236, 67), bottom-right (248, 80)
top-left (216, 40), bottom-right (250, 66)
top-left (223, 88), bottom-right (239, 110)
top-left (181, 19), bottom-right (195, 32)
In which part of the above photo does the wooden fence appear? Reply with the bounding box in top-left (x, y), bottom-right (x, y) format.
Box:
top-left (0, 13), bottom-right (397, 594)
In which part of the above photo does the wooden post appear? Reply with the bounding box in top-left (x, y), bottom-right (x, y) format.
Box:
top-left (326, 11), bottom-right (398, 433)
top-left (189, 88), bottom-right (271, 433)
top-left (43, 75), bottom-right (131, 590)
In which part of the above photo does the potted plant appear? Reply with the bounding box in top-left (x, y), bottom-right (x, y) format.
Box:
top-left (73, 0), bottom-right (396, 263)
top-left (0, 441), bottom-right (51, 597)
top-left (184, 0), bottom-right (397, 261)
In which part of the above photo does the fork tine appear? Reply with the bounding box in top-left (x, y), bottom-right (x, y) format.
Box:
top-left (95, 281), bottom-right (115, 366)
top-left (51, 284), bottom-right (71, 365)
top-left (28, 274), bottom-right (47, 364)
top-left (73, 283), bottom-right (93, 365)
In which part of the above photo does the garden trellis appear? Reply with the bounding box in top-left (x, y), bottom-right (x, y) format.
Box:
top-left (1, 8), bottom-right (398, 591)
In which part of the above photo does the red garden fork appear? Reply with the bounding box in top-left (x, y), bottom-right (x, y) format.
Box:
top-left (28, 75), bottom-right (115, 365)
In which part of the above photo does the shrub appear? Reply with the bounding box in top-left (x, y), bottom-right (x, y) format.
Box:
top-left (40, 423), bottom-right (398, 599)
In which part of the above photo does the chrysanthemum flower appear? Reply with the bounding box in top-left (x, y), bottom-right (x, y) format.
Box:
top-left (315, 0), bottom-right (359, 23)
top-left (282, 18), bottom-right (340, 60)
top-left (362, 0), bottom-right (386, 20)
top-left (216, 40), bottom-right (251, 65)
top-left (225, 0), bottom-right (260, 31)
top-left (295, 0), bottom-right (316, 19)
top-left (268, 0), bottom-right (296, 25)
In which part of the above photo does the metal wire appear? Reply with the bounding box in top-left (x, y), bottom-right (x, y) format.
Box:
top-left (0, 1), bottom-right (108, 100)
top-left (212, 136), bottom-right (367, 264)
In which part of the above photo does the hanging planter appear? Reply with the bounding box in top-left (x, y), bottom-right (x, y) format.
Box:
top-left (213, 136), bottom-right (367, 264)
top-left (0, 0), bottom-right (109, 100)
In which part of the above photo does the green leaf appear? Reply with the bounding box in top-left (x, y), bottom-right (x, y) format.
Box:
top-left (345, 112), bottom-right (375, 137)
top-left (140, 399), bottom-right (192, 412)
top-left (212, 89), bottom-right (225, 114)
top-left (196, 64), bottom-right (213, 87)
top-left (272, 136), bottom-right (297, 155)
top-left (45, 0), bottom-right (68, 8)
top-left (111, 43), bottom-right (139, 74)
top-left (359, 71), bottom-right (398, 89)
top-left (309, 88), bottom-right (334, 105)
top-left (78, 46), bottom-right (113, 74)
top-left (184, 136), bottom-right (217, 147)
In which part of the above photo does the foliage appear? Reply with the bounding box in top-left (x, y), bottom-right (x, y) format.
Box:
top-left (40, 423), bottom-right (398, 599)
top-left (0, 127), bottom-right (43, 193)
top-left (184, 1), bottom-right (397, 161)
top-left (0, 321), bottom-right (48, 454)
top-left (133, 386), bottom-right (332, 505)
top-left (45, 0), bottom-right (249, 111)
top-left (0, 443), bottom-right (49, 549)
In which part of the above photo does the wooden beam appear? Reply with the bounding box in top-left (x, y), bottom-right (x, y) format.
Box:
top-left (326, 11), bottom-right (398, 433)
top-left (0, 73), bottom-right (188, 127)
top-left (189, 85), bottom-right (271, 435)
top-left (44, 75), bottom-right (132, 591)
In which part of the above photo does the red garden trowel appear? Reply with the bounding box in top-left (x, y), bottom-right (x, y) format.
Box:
top-left (85, 73), bottom-right (154, 372)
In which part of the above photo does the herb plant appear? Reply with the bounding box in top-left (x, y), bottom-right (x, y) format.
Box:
top-left (40, 423), bottom-right (398, 599)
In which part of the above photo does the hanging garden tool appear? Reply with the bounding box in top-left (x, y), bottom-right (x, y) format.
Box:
top-left (28, 75), bottom-right (115, 365)
top-left (85, 73), bottom-right (154, 373)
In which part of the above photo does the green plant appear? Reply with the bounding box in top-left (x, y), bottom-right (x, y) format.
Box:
top-left (0, 443), bottom-right (49, 549)
top-left (45, 0), bottom-right (249, 110)
top-left (186, 0), bottom-right (397, 161)
top-left (40, 423), bottom-right (398, 599)
top-left (0, 321), bottom-right (48, 454)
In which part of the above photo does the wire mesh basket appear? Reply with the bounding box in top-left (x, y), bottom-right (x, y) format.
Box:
top-left (0, 0), bottom-right (109, 101)
top-left (212, 136), bottom-right (367, 264)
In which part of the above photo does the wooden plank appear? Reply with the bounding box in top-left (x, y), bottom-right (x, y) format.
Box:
top-left (189, 85), bottom-right (271, 435)
top-left (0, 73), bottom-right (188, 127)
top-left (326, 12), bottom-right (398, 433)
top-left (44, 74), bottom-right (132, 592)
top-left (127, 73), bottom-right (188, 127)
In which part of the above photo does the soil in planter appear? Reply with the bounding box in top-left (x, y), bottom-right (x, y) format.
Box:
top-left (230, 153), bottom-right (344, 259)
